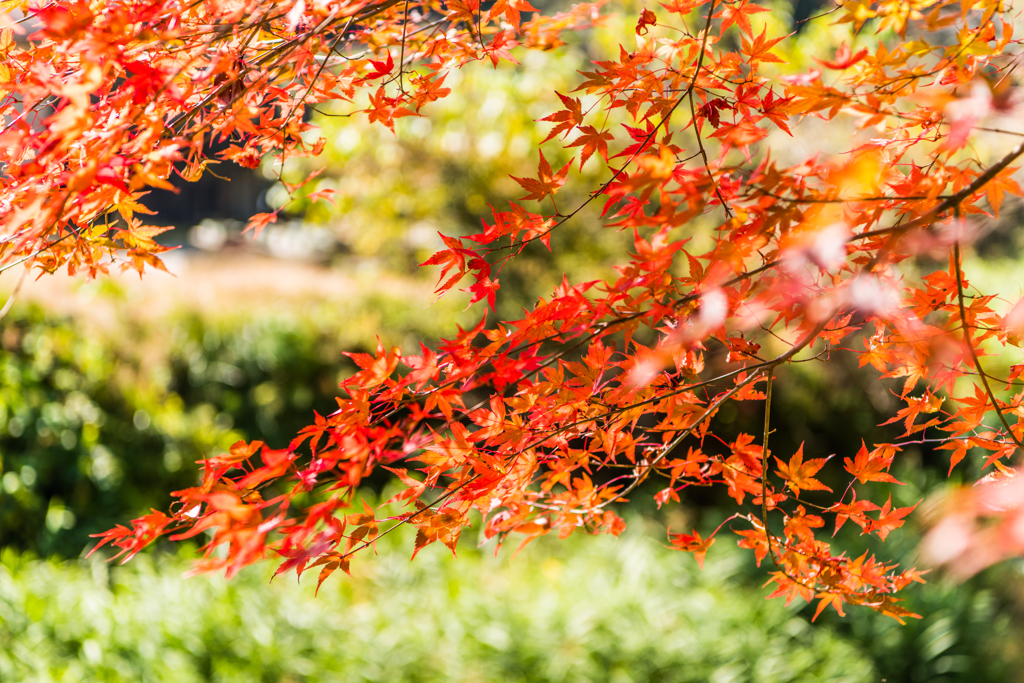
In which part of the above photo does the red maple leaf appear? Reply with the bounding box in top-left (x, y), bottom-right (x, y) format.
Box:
top-left (844, 441), bottom-right (903, 485)
top-left (511, 150), bottom-right (572, 204)
top-left (815, 42), bottom-right (869, 70)
top-left (668, 529), bottom-right (715, 569)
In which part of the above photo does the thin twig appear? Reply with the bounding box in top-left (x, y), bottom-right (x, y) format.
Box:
top-left (687, 85), bottom-right (732, 217)
top-left (760, 370), bottom-right (775, 559)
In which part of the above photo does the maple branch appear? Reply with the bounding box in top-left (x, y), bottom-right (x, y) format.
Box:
top-left (591, 318), bottom-right (831, 511)
top-left (941, 140), bottom-right (1024, 212)
top-left (518, 363), bottom-right (755, 457)
top-left (966, 125), bottom-right (1024, 138)
top-left (871, 27), bottom-right (982, 98)
top-left (0, 97), bottom-right (58, 136)
top-left (760, 369), bottom-right (775, 560)
top-left (587, 371), bottom-right (760, 511)
top-left (458, 309), bottom-right (830, 482)
top-left (396, 0), bottom-right (412, 92)
top-left (756, 343), bottom-right (833, 567)
top-left (0, 223), bottom-right (85, 274)
top-left (755, 189), bottom-right (945, 205)
top-left (952, 241), bottom-right (1024, 456)
top-left (171, 0), bottom-right (407, 137)
top-left (336, 474), bottom-right (477, 564)
top-left (796, 2), bottom-right (844, 25)
top-left (278, 16), bottom-right (356, 134)
top-left (754, 372), bottom-right (841, 604)
top-left (853, 139), bottom-right (1024, 243)
top-left (398, 298), bottom-right (833, 501)
top-left (374, 253), bottom-right (786, 434)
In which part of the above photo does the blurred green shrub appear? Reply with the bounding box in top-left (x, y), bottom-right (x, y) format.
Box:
top-left (4, 302), bottom-right (1024, 683)
top-left (0, 279), bottom-right (485, 559)
top-left (0, 521), bottom-right (876, 683)
top-left (0, 307), bottom-right (214, 557)
top-left (0, 305), bottom-right (354, 558)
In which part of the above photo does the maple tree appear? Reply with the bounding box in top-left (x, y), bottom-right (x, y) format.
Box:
top-left (4, 0), bottom-right (1024, 625)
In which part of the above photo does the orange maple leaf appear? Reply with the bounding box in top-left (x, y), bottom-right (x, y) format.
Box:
top-left (741, 26), bottom-right (786, 65)
top-left (714, 0), bottom-right (770, 37)
top-left (775, 443), bottom-right (832, 496)
top-left (567, 125), bottom-right (613, 169)
top-left (844, 441), bottom-right (903, 485)
top-left (484, 0), bottom-right (538, 30)
top-left (862, 495), bottom-right (919, 541)
top-left (828, 491), bottom-right (879, 536)
top-left (735, 523), bottom-right (769, 566)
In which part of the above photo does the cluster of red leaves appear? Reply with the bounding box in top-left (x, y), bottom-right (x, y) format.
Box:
top-left (9, 0), bottom-right (1024, 622)
top-left (0, 0), bottom-right (602, 274)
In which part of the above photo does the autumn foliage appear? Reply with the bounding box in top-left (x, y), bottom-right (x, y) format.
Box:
top-left (4, 0), bottom-right (1024, 623)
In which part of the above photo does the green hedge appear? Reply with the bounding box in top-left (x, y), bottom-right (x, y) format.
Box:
top-left (0, 524), bottom-right (876, 683)
top-left (0, 307), bottom-right (202, 557)
top-left (0, 305), bottom-right (359, 558)
top-left (2, 302), bottom-right (1023, 681)
top-left (0, 277), bottom-right (479, 558)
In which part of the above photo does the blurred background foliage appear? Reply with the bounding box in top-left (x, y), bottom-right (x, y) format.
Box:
top-left (2, 296), bottom-right (1024, 681)
top-left (279, 45), bottom-right (628, 320)
top-left (0, 283), bottom-right (470, 558)
top-left (3, 0), bottom-right (1024, 679)
top-left (2, 519), bottom-right (878, 683)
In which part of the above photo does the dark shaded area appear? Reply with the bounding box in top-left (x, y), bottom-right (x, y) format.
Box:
top-left (974, 199), bottom-right (1024, 262)
top-left (791, 0), bottom-right (829, 30)
top-left (143, 161), bottom-right (273, 231)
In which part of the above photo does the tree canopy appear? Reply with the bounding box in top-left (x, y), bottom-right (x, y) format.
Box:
top-left (3, 0), bottom-right (1024, 622)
